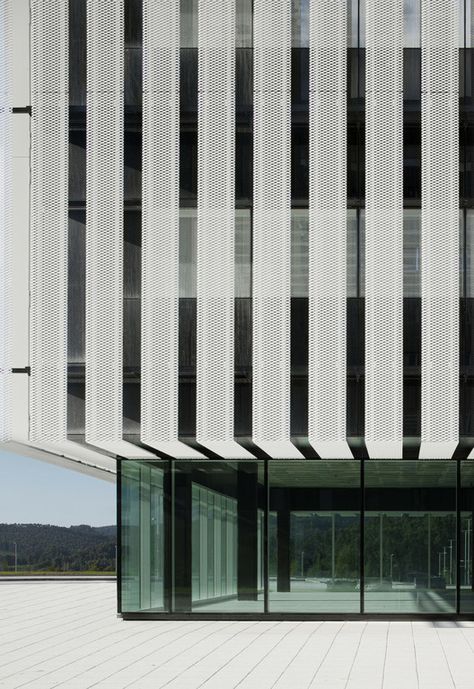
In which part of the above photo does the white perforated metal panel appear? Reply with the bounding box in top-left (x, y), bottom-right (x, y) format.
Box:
top-left (308, 0), bottom-right (352, 459)
top-left (86, 1), bottom-right (153, 460)
top-left (30, 0), bottom-right (68, 443)
top-left (253, 1), bottom-right (302, 459)
top-left (86, 0), bottom-right (123, 449)
top-left (86, 0), bottom-right (152, 459)
top-left (365, 0), bottom-right (403, 459)
top-left (141, 0), bottom-right (201, 459)
top-left (196, 0), bottom-right (251, 459)
top-left (420, 0), bottom-right (459, 460)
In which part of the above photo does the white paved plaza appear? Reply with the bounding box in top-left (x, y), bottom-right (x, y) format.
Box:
top-left (1, 581), bottom-right (474, 689)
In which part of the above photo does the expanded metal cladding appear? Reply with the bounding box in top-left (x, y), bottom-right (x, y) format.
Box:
top-left (308, 0), bottom-right (350, 459)
top-left (85, 0), bottom-right (124, 447)
top-left (364, 0), bottom-right (404, 459)
top-left (30, 0), bottom-right (69, 442)
top-left (196, 0), bottom-right (245, 457)
top-left (252, 0), bottom-right (300, 458)
top-left (141, 0), bottom-right (181, 451)
top-left (0, 0), bottom-right (466, 467)
top-left (420, 0), bottom-right (459, 459)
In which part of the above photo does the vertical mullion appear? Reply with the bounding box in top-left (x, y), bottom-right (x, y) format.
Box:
top-left (263, 457), bottom-right (268, 613)
top-left (457, 459), bottom-right (461, 614)
top-left (420, 0), bottom-right (459, 459)
top-left (360, 457), bottom-right (365, 614)
top-left (365, 0), bottom-right (403, 459)
top-left (308, 0), bottom-right (351, 459)
top-left (85, 0), bottom-right (124, 447)
top-left (117, 458), bottom-right (122, 613)
top-left (30, 0), bottom-right (68, 442)
top-left (252, 1), bottom-right (301, 458)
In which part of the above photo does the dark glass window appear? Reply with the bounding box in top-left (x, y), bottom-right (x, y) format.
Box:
top-left (121, 461), bottom-right (168, 613)
top-left (460, 461), bottom-right (474, 613)
top-left (364, 461), bottom-right (457, 613)
top-left (173, 461), bottom-right (265, 612)
top-left (268, 460), bottom-right (360, 612)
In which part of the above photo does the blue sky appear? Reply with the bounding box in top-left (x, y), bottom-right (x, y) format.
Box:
top-left (0, 450), bottom-right (115, 527)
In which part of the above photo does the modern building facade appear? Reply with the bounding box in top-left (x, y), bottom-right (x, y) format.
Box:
top-left (1, 0), bottom-right (474, 617)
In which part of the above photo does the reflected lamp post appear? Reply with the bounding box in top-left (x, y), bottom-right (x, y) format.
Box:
top-left (467, 518), bottom-right (472, 587)
top-left (449, 540), bottom-right (453, 586)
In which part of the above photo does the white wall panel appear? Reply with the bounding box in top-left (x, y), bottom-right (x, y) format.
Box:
top-left (30, 0), bottom-right (68, 442)
top-left (420, 0), bottom-right (459, 459)
top-left (365, 0), bottom-right (403, 459)
top-left (1, 1), bottom-right (30, 445)
top-left (0, 0), bottom-right (12, 441)
top-left (308, 0), bottom-right (352, 459)
top-left (253, 1), bottom-right (302, 458)
top-left (197, 0), bottom-right (252, 459)
top-left (141, 0), bottom-right (201, 459)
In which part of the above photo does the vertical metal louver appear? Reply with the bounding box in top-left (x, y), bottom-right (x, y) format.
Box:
top-left (252, 1), bottom-right (302, 458)
top-left (30, 0), bottom-right (68, 442)
top-left (308, 0), bottom-right (352, 459)
top-left (365, 0), bottom-right (404, 459)
top-left (420, 0), bottom-right (459, 459)
top-left (141, 0), bottom-right (201, 459)
top-left (196, 0), bottom-right (252, 458)
top-left (86, 0), bottom-right (153, 458)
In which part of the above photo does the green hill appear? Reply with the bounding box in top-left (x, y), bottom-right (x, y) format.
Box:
top-left (0, 523), bottom-right (117, 573)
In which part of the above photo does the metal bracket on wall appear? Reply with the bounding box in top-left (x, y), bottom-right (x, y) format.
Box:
top-left (12, 106), bottom-right (31, 115)
top-left (11, 367), bottom-right (30, 375)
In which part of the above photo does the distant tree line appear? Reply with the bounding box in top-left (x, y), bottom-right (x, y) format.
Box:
top-left (268, 513), bottom-right (456, 583)
top-left (0, 523), bottom-right (116, 572)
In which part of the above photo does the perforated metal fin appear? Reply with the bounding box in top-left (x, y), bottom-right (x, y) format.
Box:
top-left (308, 0), bottom-right (352, 460)
top-left (365, 0), bottom-right (404, 459)
top-left (420, 0), bottom-right (459, 460)
top-left (253, 1), bottom-right (302, 459)
top-left (30, 0), bottom-right (69, 443)
top-left (141, 0), bottom-right (186, 458)
top-left (195, 0), bottom-right (252, 460)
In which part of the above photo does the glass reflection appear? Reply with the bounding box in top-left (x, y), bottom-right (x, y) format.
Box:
top-left (364, 461), bottom-right (456, 613)
top-left (461, 462), bottom-right (474, 613)
top-left (121, 461), bottom-right (167, 613)
top-left (268, 461), bottom-right (360, 613)
top-left (174, 461), bottom-right (265, 612)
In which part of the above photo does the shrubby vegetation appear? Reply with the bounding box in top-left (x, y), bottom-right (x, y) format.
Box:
top-left (0, 523), bottom-right (116, 573)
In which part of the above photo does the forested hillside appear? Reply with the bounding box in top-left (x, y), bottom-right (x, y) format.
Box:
top-left (0, 523), bottom-right (116, 573)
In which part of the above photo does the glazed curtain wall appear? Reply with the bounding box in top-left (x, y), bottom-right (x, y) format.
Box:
top-left (120, 459), bottom-right (474, 616)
